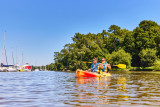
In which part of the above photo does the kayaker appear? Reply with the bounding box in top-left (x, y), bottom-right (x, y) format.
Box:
top-left (90, 58), bottom-right (99, 72)
top-left (99, 58), bottom-right (111, 73)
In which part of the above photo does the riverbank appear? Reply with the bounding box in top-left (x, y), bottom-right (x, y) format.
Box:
top-left (114, 66), bottom-right (160, 71)
top-left (58, 67), bottom-right (160, 72)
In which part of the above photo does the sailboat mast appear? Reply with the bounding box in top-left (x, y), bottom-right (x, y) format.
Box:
top-left (16, 47), bottom-right (17, 65)
top-left (11, 48), bottom-right (12, 65)
top-left (4, 32), bottom-right (5, 64)
top-left (1, 36), bottom-right (4, 64)
top-left (22, 51), bottom-right (23, 65)
top-left (4, 32), bottom-right (8, 65)
top-left (1, 32), bottom-right (6, 64)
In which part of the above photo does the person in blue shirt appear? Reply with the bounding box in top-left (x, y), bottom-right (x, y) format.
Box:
top-left (90, 58), bottom-right (99, 72)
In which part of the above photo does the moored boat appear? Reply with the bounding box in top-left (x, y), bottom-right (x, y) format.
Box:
top-left (19, 63), bottom-right (32, 72)
top-left (7, 66), bottom-right (17, 72)
top-left (0, 66), bottom-right (7, 72)
top-left (35, 69), bottom-right (40, 71)
top-left (75, 69), bottom-right (111, 77)
top-left (1, 63), bottom-right (16, 72)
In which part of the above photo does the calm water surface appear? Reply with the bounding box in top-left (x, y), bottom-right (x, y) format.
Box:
top-left (0, 71), bottom-right (160, 107)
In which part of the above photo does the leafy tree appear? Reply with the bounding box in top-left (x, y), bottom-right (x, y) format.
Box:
top-left (109, 49), bottom-right (132, 67)
top-left (153, 60), bottom-right (160, 71)
top-left (139, 20), bottom-right (158, 31)
top-left (108, 25), bottom-right (121, 51)
top-left (123, 31), bottom-right (135, 54)
top-left (139, 48), bottom-right (157, 68)
top-left (51, 20), bottom-right (160, 71)
top-left (132, 20), bottom-right (160, 67)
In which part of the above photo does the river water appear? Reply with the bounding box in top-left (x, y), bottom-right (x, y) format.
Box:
top-left (0, 71), bottom-right (160, 107)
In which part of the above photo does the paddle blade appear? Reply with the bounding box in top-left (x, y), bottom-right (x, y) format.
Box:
top-left (83, 62), bottom-right (92, 64)
top-left (116, 64), bottom-right (126, 69)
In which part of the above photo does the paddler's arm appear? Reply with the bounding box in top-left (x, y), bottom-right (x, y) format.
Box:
top-left (88, 69), bottom-right (91, 72)
top-left (99, 63), bottom-right (104, 69)
top-left (106, 63), bottom-right (111, 69)
top-left (98, 63), bottom-right (103, 74)
top-left (85, 70), bottom-right (88, 72)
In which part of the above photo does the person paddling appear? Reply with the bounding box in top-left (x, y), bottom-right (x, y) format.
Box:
top-left (99, 58), bottom-right (111, 73)
top-left (90, 58), bottom-right (99, 72)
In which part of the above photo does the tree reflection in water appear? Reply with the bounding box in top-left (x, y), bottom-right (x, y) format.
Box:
top-left (74, 76), bottom-right (130, 106)
top-left (75, 77), bottom-right (111, 105)
top-left (116, 77), bottom-right (129, 105)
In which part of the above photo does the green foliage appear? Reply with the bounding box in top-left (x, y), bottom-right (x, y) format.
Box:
top-left (132, 20), bottom-right (160, 67)
top-left (139, 48), bottom-right (157, 68)
top-left (50, 20), bottom-right (160, 71)
top-left (47, 63), bottom-right (58, 71)
top-left (139, 20), bottom-right (158, 31)
top-left (153, 60), bottom-right (160, 71)
top-left (109, 49), bottom-right (132, 67)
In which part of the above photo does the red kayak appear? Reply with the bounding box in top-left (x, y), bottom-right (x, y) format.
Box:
top-left (75, 70), bottom-right (111, 77)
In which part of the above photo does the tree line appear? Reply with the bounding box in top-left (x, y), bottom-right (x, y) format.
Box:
top-left (47, 20), bottom-right (160, 71)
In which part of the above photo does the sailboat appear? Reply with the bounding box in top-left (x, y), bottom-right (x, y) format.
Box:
top-left (0, 48), bottom-right (17, 72)
top-left (0, 32), bottom-right (8, 72)
top-left (0, 63), bottom-right (7, 72)
top-left (7, 48), bottom-right (17, 72)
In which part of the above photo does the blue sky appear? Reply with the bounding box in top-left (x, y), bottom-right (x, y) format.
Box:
top-left (0, 0), bottom-right (160, 66)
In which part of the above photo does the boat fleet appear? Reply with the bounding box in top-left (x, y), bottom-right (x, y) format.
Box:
top-left (0, 32), bottom-right (32, 72)
top-left (0, 63), bottom-right (32, 72)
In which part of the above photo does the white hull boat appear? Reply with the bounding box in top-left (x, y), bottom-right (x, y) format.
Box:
top-left (7, 67), bottom-right (17, 72)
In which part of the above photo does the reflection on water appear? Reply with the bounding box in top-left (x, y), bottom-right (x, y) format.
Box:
top-left (0, 71), bottom-right (160, 106)
top-left (75, 77), bottom-right (111, 105)
top-left (74, 72), bottom-right (160, 106)
top-left (117, 77), bottom-right (127, 92)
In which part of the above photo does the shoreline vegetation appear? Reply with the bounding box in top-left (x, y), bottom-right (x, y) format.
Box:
top-left (47, 20), bottom-right (160, 72)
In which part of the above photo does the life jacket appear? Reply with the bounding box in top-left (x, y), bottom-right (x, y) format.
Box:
top-left (101, 62), bottom-right (108, 72)
top-left (97, 66), bottom-right (103, 74)
top-left (91, 63), bottom-right (99, 72)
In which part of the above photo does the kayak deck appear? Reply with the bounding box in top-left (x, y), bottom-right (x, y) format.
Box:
top-left (75, 70), bottom-right (111, 77)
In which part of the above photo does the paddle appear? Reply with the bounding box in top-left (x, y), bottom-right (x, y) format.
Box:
top-left (112, 64), bottom-right (126, 69)
top-left (105, 58), bottom-right (126, 69)
top-left (83, 58), bottom-right (111, 64)
top-left (106, 58), bottom-right (111, 62)
top-left (83, 61), bottom-right (126, 69)
top-left (83, 61), bottom-right (92, 64)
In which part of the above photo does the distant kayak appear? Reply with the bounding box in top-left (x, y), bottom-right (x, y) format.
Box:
top-left (75, 70), bottom-right (111, 77)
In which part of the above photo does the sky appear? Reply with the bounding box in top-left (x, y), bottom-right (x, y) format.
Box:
top-left (0, 0), bottom-right (160, 66)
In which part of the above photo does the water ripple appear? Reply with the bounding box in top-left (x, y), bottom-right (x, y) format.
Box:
top-left (0, 71), bottom-right (160, 106)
